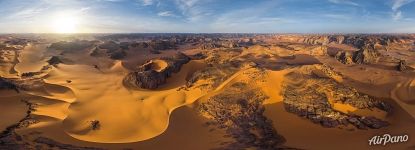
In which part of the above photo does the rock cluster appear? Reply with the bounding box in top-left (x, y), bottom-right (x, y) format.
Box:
top-left (335, 51), bottom-right (353, 64)
top-left (147, 40), bottom-right (177, 50)
top-left (123, 52), bottom-right (190, 89)
top-left (283, 66), bottom-right (390, 129)
top-left (352, 45), bottom-right (379, 64)
top-left (96, 41), bottom-right (127, 60)
top-left (199, 40), bottom-right (238, 50)
top-left (197, 83), bottom-right (287, 149)
top-left (335, 44), bottom-right (380, 64)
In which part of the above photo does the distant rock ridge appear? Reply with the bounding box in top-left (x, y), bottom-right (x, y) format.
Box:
top-left (123, 52), bottom-right (190, 89)
top-left (335, 44), bottom-right (380, 64)
top-left (274, 34), bottom-right (413, 50)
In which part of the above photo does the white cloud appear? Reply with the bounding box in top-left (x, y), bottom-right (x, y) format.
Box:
top-left (324, 14), bottom-right (351, 20)
top-left (174, 0), bottom-right (208, 22)
top-left (141, 0), bottom-right (155, 6)
top-left (392, 0), bottom-right (414, 11)
top-left (390, 0), bottom-right (414, 21)
top-left (157, 11), bottom-right (174, 17)
top-left (9, 8), bottom-right (45, 19)
top-left (328, 0), bottom-right (359, 6)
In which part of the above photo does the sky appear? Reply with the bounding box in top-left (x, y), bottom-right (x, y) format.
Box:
top-left (0, 0), bottom-right (414, 33)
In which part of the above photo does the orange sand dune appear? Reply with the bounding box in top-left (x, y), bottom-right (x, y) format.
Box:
top-left (0, 90), bottom-right (27, 132)
top-left (14, 44), bottom-right (49, 74)
top-left (39, 60), bottom-right (207, 143)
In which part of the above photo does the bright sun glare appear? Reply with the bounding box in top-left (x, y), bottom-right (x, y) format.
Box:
top-left (52, 14), bottom-right (79, 33)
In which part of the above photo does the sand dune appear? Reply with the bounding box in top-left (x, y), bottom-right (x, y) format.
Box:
top-left (391, 78), bottom-right (415, 104)
top-left (14, 44), bottom-right (49, 74)
top-left (391, 79), bottom-right (415, 118)
top-left (39, 60), bottom-right (207, 143)
top-left (0, 91), bottom-right (27, 132)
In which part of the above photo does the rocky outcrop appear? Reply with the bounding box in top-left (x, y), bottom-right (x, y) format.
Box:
top-left (283, 65), bottom-right (390, 129)
top-left (396, 60), bottom-right (408, 71)
top-left (310, 45), bottom-right (328, 56)
top-left (0, 77), bottom-right (19, 92)
top-left (335, 51), bottom-right (353, 64)
top-left (199, 40), bottom-right (238, 50)
top-left (352, 44), bottom-right (379, 64)
top-left (47, 56), bottom-right (63, 65)
top-left (334, 44), bottom-right (380, 65)
top-left (148, 40), bottom-right (177, 50)
top-left (97, 41), bottom-right (127, 60)
top-left (123, 52), bottom-right (190, 89)
top-left (197, 83), bottom-right (287, 149)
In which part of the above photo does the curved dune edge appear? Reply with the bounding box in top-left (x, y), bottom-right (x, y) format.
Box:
top-left (391, 79), bottom-right (415, 118)
top-left (37, 60), bottom-right (208, 143)
top-left (391, 79), bottom-right (415, 104)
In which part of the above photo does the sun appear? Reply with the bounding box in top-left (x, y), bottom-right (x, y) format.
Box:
top-left (52, 14), bottom-right (79, 33)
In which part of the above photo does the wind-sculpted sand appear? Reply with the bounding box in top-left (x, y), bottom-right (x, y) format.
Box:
top-left (42, 60), bottom-right (207, 143)
top-left (14, 44), bottom-right (49, 74)
top-left (391, 78), bottom-right (415, 118)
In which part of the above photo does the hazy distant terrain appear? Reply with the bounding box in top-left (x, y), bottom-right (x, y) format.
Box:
top-left (0, 33), bottom-right (415, 149)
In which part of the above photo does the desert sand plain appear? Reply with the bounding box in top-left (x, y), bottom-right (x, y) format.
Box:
top-left (0, 33), bottom-right (415, 149)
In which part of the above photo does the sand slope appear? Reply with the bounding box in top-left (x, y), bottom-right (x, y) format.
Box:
top-left (40, 60), bottom-right (206, 143)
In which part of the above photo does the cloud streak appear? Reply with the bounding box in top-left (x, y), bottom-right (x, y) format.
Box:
top-left (328, 0), bottom-right (359, 6)
top-left (390, 0), bottom-right (414, 21)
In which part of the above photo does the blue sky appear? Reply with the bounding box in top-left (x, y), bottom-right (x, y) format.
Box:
top-left (0, 0), bottom-right (414, 33)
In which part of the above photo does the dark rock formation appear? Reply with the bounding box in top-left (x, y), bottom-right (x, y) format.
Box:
top-left (90, 120), bottom-right (101, 130)
top-left (352, 44), bottom-right (379, 64)
top-left (148, 40), bottom-right (177, 50)
top-left (123, 52), bottom-right (190, 89)
top-left (0, 77), bottom-right (19, 92)
top-left (109, 50), bottom-right (126, 60)
top-left (197, 84), bottom-right (287, 149)
top-left (334, 44), bottom-right (380, 65)
top-left (396, 60), bottom-right (408, 71)
top-left (47, 56), bottom-right (63, 65)
top-left (283, 66), bottom-right (390, 129)
top-left (335, 51), bottom-right (353, 64)
top-left (98, 41), bottom-right (119, 52)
